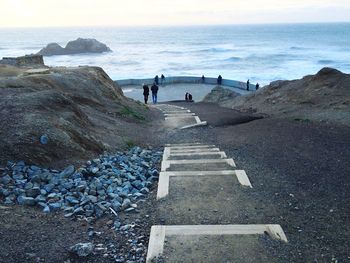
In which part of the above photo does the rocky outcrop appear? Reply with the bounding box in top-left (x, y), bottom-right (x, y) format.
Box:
top-left (38, 38), bottom-right (111, 56)
top-left (0, 55), bottom-right (45, 67)
top-left (208, 68), bottom-right (350, 125)
top-left (202, 85), bottom-right (241, 103)
top-left (0, 64), bottom-right (150, 167)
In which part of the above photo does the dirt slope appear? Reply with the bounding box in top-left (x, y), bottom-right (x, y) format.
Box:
top-left (211, 68), bottom-right (350, 125)
top-left (0, 65), bottom-right (154, 167)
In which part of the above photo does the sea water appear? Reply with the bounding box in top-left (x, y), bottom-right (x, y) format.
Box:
top-left (0, 23), bottom-right (349, 85)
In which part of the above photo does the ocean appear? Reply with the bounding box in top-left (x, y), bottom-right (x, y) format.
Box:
top-left (0, 23), bottom-right (350, 85)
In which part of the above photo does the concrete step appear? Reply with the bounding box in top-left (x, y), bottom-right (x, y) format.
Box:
top-left (157, 170), bottom-right (252, 200)
top-left (165, 151), bottom-right (227, 160)
top-left (164, 116), bottom-right (198, 128)
top-left (169, 147), bottom-right (221, 154)
top-left (164, 113), bottom-right (196, 117)
top-left (161, 158), bottom-right (236, 171)
top-left (165, 144), bottom-right (215, 148)
top-left (180, 121), bottom-right (207, 129)
top-left (146, 224), bottom-right (287, 262)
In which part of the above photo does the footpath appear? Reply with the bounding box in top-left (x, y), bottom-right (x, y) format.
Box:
top-left (146, 104), bottom-right (288, 262)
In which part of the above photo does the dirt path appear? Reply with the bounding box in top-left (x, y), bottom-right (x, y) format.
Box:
top-left (148, 102), bottom-right (350, 262)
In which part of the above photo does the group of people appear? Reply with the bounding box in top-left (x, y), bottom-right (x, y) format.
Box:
top-left (142, 74), bottom-right (165, 104)
top-left (142, 74), bottom-right (260, 104)
top-left (216, 75), bottom-right (259, 91)
top-left (246, 79), bottom-right (260, 91)
top-left (154, 74), bottom-right (165, 85)
top-left (142, 82), bottom-right (158, 104)
top-left (185, 92), bottom-right (193, 102)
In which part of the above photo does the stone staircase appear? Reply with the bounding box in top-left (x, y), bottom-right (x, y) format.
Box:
top-left (146, 105), bottom-right (287, 262)
top-left (153, 104), bottom-right (207, 129)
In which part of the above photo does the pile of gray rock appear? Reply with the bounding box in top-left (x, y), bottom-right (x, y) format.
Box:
top-left (0, 147), bottom-right (161, 224)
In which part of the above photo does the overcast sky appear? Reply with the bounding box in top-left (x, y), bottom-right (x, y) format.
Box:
top-left (1, 0), bottom-right (350, 27)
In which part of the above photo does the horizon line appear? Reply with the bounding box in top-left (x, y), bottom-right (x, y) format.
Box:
top-left (0, 21), bottom-right (350, 29)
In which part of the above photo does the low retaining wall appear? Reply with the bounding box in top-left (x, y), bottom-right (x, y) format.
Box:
top-left (114, 76), bottom-right (255, 91)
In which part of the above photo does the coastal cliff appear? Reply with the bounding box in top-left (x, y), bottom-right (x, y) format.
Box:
top-left (0, 64), bottom-right (151, 167)
top-left (204, 68), bottom-right (350, 125)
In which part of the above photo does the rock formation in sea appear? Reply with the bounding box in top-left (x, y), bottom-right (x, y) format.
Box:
top-left (204, 68), bottom-right (350, 126)
top-left (37, 38), bottom-right (112, 56)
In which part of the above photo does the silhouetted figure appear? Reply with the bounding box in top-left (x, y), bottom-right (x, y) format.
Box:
top-left (185, 92), bottom-right (193, 102)
top-left (142, 83), bottom-right (149, 104)
top-left (201, 75), bottom-right (205, 83)
top-left (217, 75), bottom-right (222, 85)
top-left (161, 74), bottom-right (165, 85)
top-left (151, 82), bottom-right (159, 104)
top-left (154, 75), bottom-right (159, 85)
top-left (256, 83), bottom-right (260, 90)
top-left (247, 79), bottom-right (250, 91)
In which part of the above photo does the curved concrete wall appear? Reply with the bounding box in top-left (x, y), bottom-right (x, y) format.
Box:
top-left (115, 76), bottom-right (255, 91)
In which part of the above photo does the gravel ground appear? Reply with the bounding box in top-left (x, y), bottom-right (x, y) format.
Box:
top-left (153, 101), bottom-right (350, 263)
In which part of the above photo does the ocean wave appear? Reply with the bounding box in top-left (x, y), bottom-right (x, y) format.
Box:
top-left (195, 47), bottom-right (234, 53)
top-left (318, 59), bottom-right (335, 64)
top-left (290, 46), bottom-right (309, 50)
top-left (158, 50), bottom-right (184, 55)
top-left (116, 60), bottom-right (140, 66)
top-left (223, 56), bottom-right (242, 62)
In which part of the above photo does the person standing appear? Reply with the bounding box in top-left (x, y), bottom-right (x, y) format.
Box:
top-left (185, 92), bottom-right (189, 101)
top-left (247, 79), bottom-right (250, 91)
top-left (161, 74), bottom-right (165, 85)
top-left (151, 82), bottom-right (159, 104)
top-left (154, 75), bottom-right (159, 85)
top-left (142, 83), bottom-right (149, 104)
top-left (255, 83), bottom-right (260, 90)
top-left (201, 75), bottom-right (205, 83)
top-left (217, 75), bottom-right (222, 85)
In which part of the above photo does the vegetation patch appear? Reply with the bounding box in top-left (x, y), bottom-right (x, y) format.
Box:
top-left (120, 106), bottom-right (145, 121)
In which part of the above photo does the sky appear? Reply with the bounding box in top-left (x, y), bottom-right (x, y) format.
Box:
top-left (0, 0), bottom-right (350, 27)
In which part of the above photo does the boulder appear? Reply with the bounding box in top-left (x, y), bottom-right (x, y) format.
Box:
top-left (69, 242), bottom-right (94, 257)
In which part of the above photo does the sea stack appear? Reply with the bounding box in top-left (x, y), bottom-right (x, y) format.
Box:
top-left (38, 38), bottom-right (112, 56)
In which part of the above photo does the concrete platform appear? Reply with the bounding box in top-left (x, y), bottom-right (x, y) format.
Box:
top-left (146, 225), bottom-right (287, 262)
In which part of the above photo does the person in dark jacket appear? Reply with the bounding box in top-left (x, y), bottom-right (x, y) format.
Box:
top-left (201, 75), bottom-right (205, 83)
top-left (151, 82), bottom-right (159, 104)
top-left (255, 83), bottom-right (260, 90)
top-left (161, 74), bottom-right (165, 85)
top-left (217, 75), bottom-right (222, 85)
top-left (154, 75), bottom-right (159, 85)
top-left (188, 93), bottom-right (193, 102)
top-left (247, 79), bottom-right (250, 91)
top-left (185, 92), bottom-right (189, 101)
top-left (142, 83), bottom-right (149, 104)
